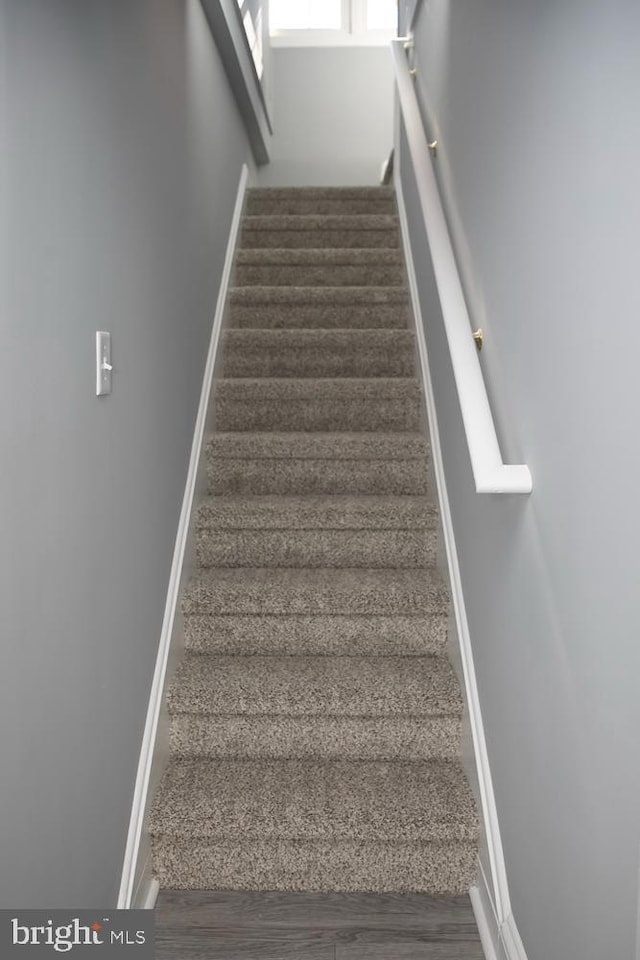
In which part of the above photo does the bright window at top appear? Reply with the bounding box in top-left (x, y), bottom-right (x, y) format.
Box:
top-left (269, 0), bottom-right (343, 32)
top-left (269, 0), bottom-right (397, 45)
top-left (366, 0), bottom-right (397, 31)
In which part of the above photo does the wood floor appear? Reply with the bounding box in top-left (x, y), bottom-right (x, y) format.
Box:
top-left (154, 890), bottom-right (485, 960)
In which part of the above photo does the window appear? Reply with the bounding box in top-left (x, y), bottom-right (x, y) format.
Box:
top-left (269, 0), bottom-right (343, 32)
top-left (269, 0), bottom-right (397, 46)
top-left (366, 0), bottom-right (397, 31)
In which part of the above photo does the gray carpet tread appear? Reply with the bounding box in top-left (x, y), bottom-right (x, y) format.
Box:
top-left (236, 248), bottom-right (403, 265)
top-left (216, 377), bottom-right (421, 400)
top-left (206, 434), bottom-right (430, 496)
top-left (151, 838), bottom-right (477, 893)
top-left (248, 186), bottom-right (395, 198)
top-left (228, 286), bottom-right (409, 329)
top-left (150, 759), bottom-right (479, 843)
top-left (182, 615), bottom-right (447, 657)
top-left (152, 185), bottom-right (478, 895)
top-left (234, 249), bottom-right (403, 283)
top-left (167, 655), bottom-right (462, 718)
top-left (196, 495), bottom-right (436, 529)
top-left (229, 285), bottom-right (408, 302)
top-left (224, 328), bottom-right (414, 345)
top-left (195, 495), bottom-right (438, 568)
top-left (223, 327), bottom-right (414, 346)
top-left (182, 568), bottom-right (449, 617)
top-left (208, 458), bottom-right (430, 496)
top-left (214, 379), bottom-right (421, 432)
top-left (169, 714), bottom-right (462, 761)
top-left (196, 528), bottom-right (436, 569)
top-left (242, 223), bottom-right (399, 250)
top-left (246, 186), bottom-right (396, 216)
top-left (222, 329), bottom-right (416, 378)
top-left (235, 266), bottom-right (404, 288)
top-left (206, 432), bottom-right (429, 460)
top-left (243, 214), bottom-right (399, 231)
top-left (235, 250), bottom-right (404, 287)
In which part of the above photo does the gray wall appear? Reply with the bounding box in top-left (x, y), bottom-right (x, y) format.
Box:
top-left (0, 0), bottom-right (252, 907)
top-left (258, 46), bottom-right (394, 186)
top-left (398, 0), bottom-right (419, 33)
top-left (399, 2), bottom-right (640, 958)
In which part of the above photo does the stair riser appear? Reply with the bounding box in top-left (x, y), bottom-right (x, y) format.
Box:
top-left (242, 229), bottom-right (399, 249)
top-left (183, 615), bottom-right (447, 656)
top-left (208, 432), bottom-right (429, 460)
top-left (207, 459), bottom-right (430, 496)
top-left (221, 343), bottom-right (415, 379)
top-left (195, 530), bottom-right (436, 568)
top-left (228, 302), bottom-right (409, 329)
top-left (182, 585), bottom-right (448, 619)
top-left (246, 199), bottom-right (396, 216)
top-left (214, 398), bottom-right (421, 432)
top-left (151, 838), bottom-right (477, 893)
top-left (169, 716), bottom-right (462, 761)
top-left (197, 495), bottom-right (435, 530)
top-left (235, 264), bottom-right (404, 286)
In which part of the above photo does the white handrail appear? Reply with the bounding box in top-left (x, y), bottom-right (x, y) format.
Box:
top-left (391, 39), bottom-right (532, 495)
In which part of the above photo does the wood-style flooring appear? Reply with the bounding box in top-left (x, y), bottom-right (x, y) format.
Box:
top-left (154, 891), bottom-right (485, 959)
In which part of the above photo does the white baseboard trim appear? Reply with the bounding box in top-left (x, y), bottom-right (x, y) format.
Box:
top-left (470, 867), bottom-right (530, 960)
top-left (140, 879), bottom-right (160, 911)
top-left (395, 156), bottom-right (512, 928)
top-left (116, 164), bottom-right (250, 909)
top-left (470, 859), bottom-right (505, 960)
top-left (130, 853), bottom-right (160, 911)
top-left (129, 849), bottom-right (160, 910)
top-left (501, 913), bottom-right (529, 960)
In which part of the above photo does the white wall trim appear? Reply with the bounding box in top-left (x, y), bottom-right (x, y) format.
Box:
top-left (501, 913), bottom-right (529, 960)
top-left (470, 860), bottom-right (505, 960)
top-left (470, 858), bottom-right (529, 960)
top-left (138, 876), bottom-right (160, 911)
top-left (395, 148), bottom-right (512, 923)
top-left (116, 164), bottom-right (250, 909)
top-left (141, 878), bottom-right (160, 910)
top-left (129, 849), bottom-right (160, 910)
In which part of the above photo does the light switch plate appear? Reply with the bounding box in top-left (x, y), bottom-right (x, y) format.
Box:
top-left (96, 331), bottom-right (112, 396)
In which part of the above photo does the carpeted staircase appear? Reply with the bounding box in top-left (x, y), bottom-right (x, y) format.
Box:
top-left (150, 186), bottom-right (479, 892)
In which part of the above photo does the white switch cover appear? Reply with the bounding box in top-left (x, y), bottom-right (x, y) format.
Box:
top-left (96, 331), bottom-right (112, 396)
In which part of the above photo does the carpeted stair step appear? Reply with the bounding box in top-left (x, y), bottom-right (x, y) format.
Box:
top-left (152, 835), bottom-right (478, 893)
top-left (221, 329), bottom-right (416, 378)
top-left (246, 186), bottom-right (396, 217)
top-left (196, 494), bottom-right (436, 529)
top-left (167, 654), bottom-right (462, 760)
top-left (196, 528), bottom-right (435, 568)
top-left (183, 614), bottom-right (448, 657)
top-left (207, 432), bottom-right (429, 460)
top-left (228, 286), bottom-right (410, 329)
top-left (168, 654), bottom-right (461, 718)
top-left (150, 758), bottom-right (479, 891)
top-left (234, 249), bottom-right (404, 287)
top-left (241, 214), bottom-right (400, 250)
top-left (206, 432), bottom-right (430, 495)
top-left (182, 568), bottom-right (448, 618)
top-left (170, 714), bottom-right (462, 762)
top-left (214, 378), bottom-right (422, 432)
top-left (150, 181), bottom-right (480, 896)
top-left (195, 495), bottom-right (437, 568)
top-left (208, 455), bottom-right (429, 496)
